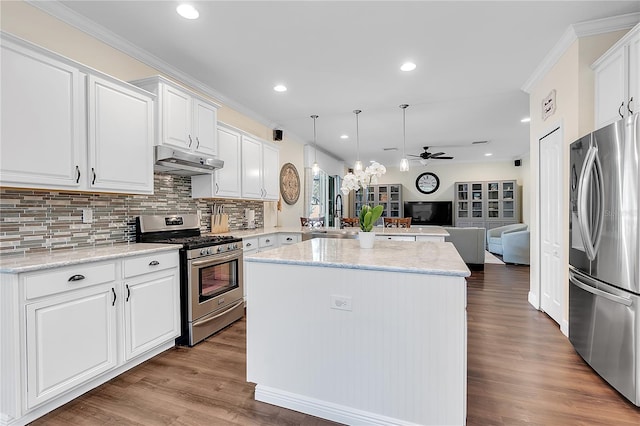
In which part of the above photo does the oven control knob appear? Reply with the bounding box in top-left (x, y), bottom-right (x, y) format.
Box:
top-left (217, 246), bottom-right (224, 253)
top-left (206, 247), bottom-right (213, 254)
top-left (228, 244), bottom-right (234, 250)
top-left (200, 249), bottom-right (207, 256)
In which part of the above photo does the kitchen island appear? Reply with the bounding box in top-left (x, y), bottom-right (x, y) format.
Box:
top-left (245, 239), bottom-right (470, 426)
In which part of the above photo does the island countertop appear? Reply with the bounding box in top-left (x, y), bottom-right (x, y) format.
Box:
top-left (245, 238), bottom-right (470, 277)
top-left (207, 224), bottom-right (449, 239)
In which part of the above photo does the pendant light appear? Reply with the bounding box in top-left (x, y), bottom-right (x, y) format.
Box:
top-left (353, 109), bottom-right (363, 172)
top-left (311, 115), bottom-right (320, 175)
top-left (399, 104), bottom-right (410, 172)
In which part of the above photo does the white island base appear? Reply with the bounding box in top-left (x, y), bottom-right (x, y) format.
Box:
top-left (245, 239), bottom-right (469, 426)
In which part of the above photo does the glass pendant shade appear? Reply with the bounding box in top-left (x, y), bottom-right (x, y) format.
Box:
top-left (353, 110), bottom-right (362, 171)
top-left (311, 114), bottom-right (319, 175)
top-left (399, 104), bottom-right (409, 172)
top-left (312, 161), bottom-right (320, 175)
top-left (354, 160), bottom-right (363, 172)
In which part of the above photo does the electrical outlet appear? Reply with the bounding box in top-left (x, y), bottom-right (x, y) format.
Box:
top-left (82, 208), bottom-right (93, 224)
top-left (330, 295), bottom-right (352, 311)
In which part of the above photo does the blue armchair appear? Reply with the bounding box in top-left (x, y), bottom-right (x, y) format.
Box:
top-left (502, 230), bottom-right (530, 265)
top-left (486, 224), bottom-right (528, 255)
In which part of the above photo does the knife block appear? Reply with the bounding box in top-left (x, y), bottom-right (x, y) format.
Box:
top-left (211, 214), bottom-right (229, 233)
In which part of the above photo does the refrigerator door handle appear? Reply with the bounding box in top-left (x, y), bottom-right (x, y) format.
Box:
top-left (569, 274), bottom-right (632, 307)
top-left (577, 146), bottom-right (601, 260)
top-left (592, 151), bottom-right (605, 255)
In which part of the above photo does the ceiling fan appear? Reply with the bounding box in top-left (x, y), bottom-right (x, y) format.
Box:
top-left (408, 146), bottom-right (454, 161)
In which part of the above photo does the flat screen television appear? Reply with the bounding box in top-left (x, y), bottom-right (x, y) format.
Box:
top-left (404, 201), bottom-right (453, 226)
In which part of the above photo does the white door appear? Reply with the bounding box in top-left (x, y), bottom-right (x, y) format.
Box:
top-left (539, 127), bottom-right (564, 326)
top-left (241, 136), bottom-right (263, 199)
top-left (124, 271), bottom-right (179, 360)
top-left (162, 84), bottom-right (192, 149)
top-left (193, 99), bottom-right (217, 156)
top-left (262, 143), bottom-right (280, 200)
top-left (0, 40), bottom-right (84, 189)
top-left (26, 285), bottom-right (118, 408)
top-left (215, 126), bottom-right (242, 197)
top-left (87, 75), bottom-right (154, 194)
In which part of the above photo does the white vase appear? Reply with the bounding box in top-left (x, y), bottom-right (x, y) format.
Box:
top-left (358, 231), bottom-right (375, 249)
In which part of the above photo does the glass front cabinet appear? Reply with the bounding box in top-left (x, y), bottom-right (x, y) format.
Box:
top-left (352, 184), bottom-right (403, 225)
top-left (454, 180), bottom-right (520, 229)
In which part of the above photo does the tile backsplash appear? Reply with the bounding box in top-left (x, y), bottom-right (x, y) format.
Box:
top-left (0, 173), bottom-right (263, 256)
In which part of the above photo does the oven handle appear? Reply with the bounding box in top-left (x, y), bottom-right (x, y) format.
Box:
top-left (191, 251), bottom-right (242, 268)
top-left (192, 300), bottom-right (244, 328)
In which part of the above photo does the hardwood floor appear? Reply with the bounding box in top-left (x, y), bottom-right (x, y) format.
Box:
top-left (33, 264), bottom-right (640, 425)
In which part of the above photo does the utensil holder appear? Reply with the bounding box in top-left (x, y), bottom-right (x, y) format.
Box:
top-left (211, 214), bottom-right (229, 233)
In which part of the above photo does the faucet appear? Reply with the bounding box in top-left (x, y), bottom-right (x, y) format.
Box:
top-left (335, 194), bottom-right (343, 227)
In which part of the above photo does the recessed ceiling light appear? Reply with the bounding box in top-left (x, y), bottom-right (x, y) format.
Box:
top-left (273, 84), bottom-right (287, 92)
top-left (400, 62), bottom-right (417, 72)
top-left (521, 117), bottom-right (531, 123)
top-left (176, 4), bottom-right (199, 19)
top-left (340, 134), bottom-right (349, 139)
top-left (484, 153), bottom-right (493, 156)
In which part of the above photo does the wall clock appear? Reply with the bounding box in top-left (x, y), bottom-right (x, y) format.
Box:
top-left (280, 163), bottom-right (300, 205)
top-left (416, 172), bottom-right (440, 194)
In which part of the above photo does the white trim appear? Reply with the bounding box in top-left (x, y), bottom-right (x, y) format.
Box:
top-left (25, 0), bottom-right (280, 131)
top-left (561, 319), bottom-right (569, 337)
top-left (255, 385), bottom-right (421, 426)
top-left (528, 290), bottom-right (540, 309)
top-left (522, 13), bottom-right (640, 93)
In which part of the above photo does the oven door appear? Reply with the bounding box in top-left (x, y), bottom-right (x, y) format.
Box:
top-left (188, 250), bottom-right (243, 321)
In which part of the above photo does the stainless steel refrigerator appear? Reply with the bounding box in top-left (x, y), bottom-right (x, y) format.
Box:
top-left (569, 113), bottom-right (639, 406)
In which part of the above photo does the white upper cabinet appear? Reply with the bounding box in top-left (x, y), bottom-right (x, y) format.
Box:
top-left (262, 142), bottom-right (280, 200)
top-left (131, 76), bottom-right (220, 156)
top-left (241, 135), bottom-right (279, 201)
top-left (191, 124), bottom-right (242, 198)
top-left (1, 36), bottom-right (84, 189)
top-left (0, 34), bottom-right (155, 195)
top-left (88, 75), bottom-right (154, 193)
top-left (594, 23), bottom-right (640, 129)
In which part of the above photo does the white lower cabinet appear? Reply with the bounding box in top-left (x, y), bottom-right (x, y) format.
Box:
top-left (0, 249), bottom-right (180, 425)
top-left (279, 233), bottom-right (301, 245)
top-left (375, 235), bottom-right (416, 241)
top-left (26, 283), bottom-right (118, 409)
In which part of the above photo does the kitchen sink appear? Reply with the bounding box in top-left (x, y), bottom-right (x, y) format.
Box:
top-left (302, 229), bottom-right (359, 241)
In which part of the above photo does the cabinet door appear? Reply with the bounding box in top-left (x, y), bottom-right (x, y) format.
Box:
top-left (26, 285), bottom-right (117, 408)
top-left (1, 40), bottom-right (84, 189)
top-left (123, 269), bottom-right (179, 360)
top-left (241, 136), bottom-right (263, 199)
top-left (87, 75), bottom-right (154, 194)
top-left (193, 98), bottom-right (217, 156)
top-left (262, 142), bottom-right (280, 200)
top-left (215, 126), bottom-right (242, 197)
top-left (162, 84), bottom-right (192, 149)
top-left (628, 30), bottom-right (640, 118)
top-left (594, 45), bottom-right (627, 129)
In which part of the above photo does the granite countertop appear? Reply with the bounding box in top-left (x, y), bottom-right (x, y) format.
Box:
top-left (0, 243), bottom-right (182, 274)
top-left (245, 239), bottom-right (470, 277)
top-left (211, 225), bottom-right (449, 239)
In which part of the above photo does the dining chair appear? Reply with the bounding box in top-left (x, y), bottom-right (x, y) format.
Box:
top-left (341, 217), bottom-right (360, 227)
top-left (383, 217), bottom-right (412, 228)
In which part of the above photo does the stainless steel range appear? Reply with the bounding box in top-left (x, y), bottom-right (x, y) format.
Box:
top-left (136, 214), bottom-right (244, 346)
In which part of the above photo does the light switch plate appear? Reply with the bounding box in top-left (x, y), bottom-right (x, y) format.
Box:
top-left (82, 208), bottom-right (93, 224)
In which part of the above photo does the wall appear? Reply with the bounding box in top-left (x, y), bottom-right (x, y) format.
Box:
top-left (0, 175), bottom-right (263, 256)
top-left (527, 30), bottom-right (627, 330)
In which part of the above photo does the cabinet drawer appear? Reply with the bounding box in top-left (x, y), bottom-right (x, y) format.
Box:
top-left (25, 263), bottom-right (117, 300)
top-left (375, 235), bottom-right (416, 241)
top-left (279, 233), bottom-right (301, 245)
top-left (259, 235), bottom-right (277, 249)
top-left (123, 251), bottom-right (179, 278)
top-left (243, 237), bottom-right (259, 251)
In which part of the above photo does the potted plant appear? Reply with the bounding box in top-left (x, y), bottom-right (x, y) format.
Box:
top-left (341, 162), bottom-right (386, 248)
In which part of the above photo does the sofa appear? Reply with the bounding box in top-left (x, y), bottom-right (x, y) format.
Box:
top-left (502, 230), bottom-right (530, 265)
top-left (443, 227), bottom-right (486, 270)
top-left (486, 224), bottom-right (528, 255)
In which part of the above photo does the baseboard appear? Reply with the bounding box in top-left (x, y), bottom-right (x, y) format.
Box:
top-left (561, 319), bottom-right (569, 337)
top-left (528, 291), bottom-right (539, 309)
top-left (254, 385), bottom-right (420, 426)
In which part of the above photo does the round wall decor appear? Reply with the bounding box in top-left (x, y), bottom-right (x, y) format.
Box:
top-left (416, 172), bottom-right (440, 194)
top-left (280, 163), bottom-right (300, 205)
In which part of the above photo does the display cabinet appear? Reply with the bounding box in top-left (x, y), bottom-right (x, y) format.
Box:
top-left (352, 184), bottom-right (403, 225)
top-left (454, 180), bottom-right (520, 229)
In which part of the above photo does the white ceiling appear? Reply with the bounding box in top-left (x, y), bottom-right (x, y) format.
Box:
top-left (47, 1), bottom-right (640, 168)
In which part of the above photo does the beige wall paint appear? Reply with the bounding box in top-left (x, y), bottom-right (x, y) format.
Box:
top-left (1, 0), bottom-right (306, 226)
top-left (527, 30), bottom-right (627, 332)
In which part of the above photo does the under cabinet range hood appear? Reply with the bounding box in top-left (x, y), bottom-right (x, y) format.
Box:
top-left (154, 146), bottom-right (224, 176)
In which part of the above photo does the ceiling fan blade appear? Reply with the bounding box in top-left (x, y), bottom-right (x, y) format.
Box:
top-left (407, 154), bottom-right (422, 157)
top-left (430, 152), bottom-right (446, 157)
top-left (434, 156), bottom-right (454, 159)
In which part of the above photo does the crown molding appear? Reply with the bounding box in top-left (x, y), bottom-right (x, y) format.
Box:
top-left (26, 0), bottom-right (280, 130)
top-left (521, 12), bottom-right (640, 94)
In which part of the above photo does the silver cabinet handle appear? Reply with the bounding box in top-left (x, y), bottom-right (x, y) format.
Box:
top-left (286, 237), bottom-right (293, 241)
top-left (215, 183), bottom-right (219, 194)
top-left (111, 287), bottom-right (117, 306)
top-left (265, 239), bottom-right (270, 243)
top-left (149, 260), bottom-right (160, 266)
top-left (196, 136), bottom-right (200, 149)
top-left (628, 97), bottom-right (634, 114)
top-left (569, 273), bottom-right (631, 306)
top-left (126, 284), bottom-right (131, 302)
top-left (619, 101), bottom-right (625, 118)
top-left (91, 168), bottom-right (96, 185)
top-left (68, 274), bottom-right (85, 282)
top-left (75, 166), bottom-right (81, 183)
top-left (246, 242), bottom-right (252, 247)
top-left (188, 135), bottom-right (193, 148)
